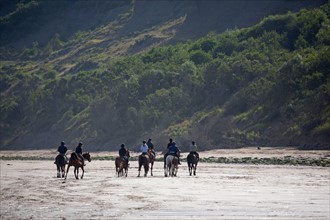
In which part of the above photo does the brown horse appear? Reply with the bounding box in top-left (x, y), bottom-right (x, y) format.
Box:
top-left (148, 149), bottom-right (155, 176)
top-left (55, 154), bottom-right (67, 178)
top-left (137, 154), bottom-right (149, 177)
top-left (115, 150), bottom-right (130, 177)
top-left (187, 152), bottom-right (199, 176)
top-left (64, 152), bottom-right (91, 180)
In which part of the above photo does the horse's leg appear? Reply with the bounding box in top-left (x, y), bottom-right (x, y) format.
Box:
top-left (81, 166), bottom-right (85, 179)
top-left (137, 164), bottom-right (141, 177)
top-left (170, 165), bottom-right (172, 177)
top-left (61, 165), bottom-right (65, 178)
top-left (56, 164), bottom-right (61, 178)
top-left (64, 165), bottom-right (70, 180)
top-left (144, 165), bottom-right (148, 177)
top-left (173, 162), bottom-right (178, 177)
top-left (74, 167), bottom-right (78, 179)
top-left (194, 163), bottom-right (197, 176)
top-left (119, 168), bottom-right (123, 177)
top-left (164, 164), bottom-right (168, 177)
top-left (167, 162), bottom-right (172, 177)
top-left (150, 162), bottom-right (153, 176)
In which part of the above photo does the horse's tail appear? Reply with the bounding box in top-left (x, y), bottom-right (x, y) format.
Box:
top-left (55, 154), bottom-right (66, 165)
top-left (139, 155), bottom-right (149, 168)
top-left (139, 155), bottom-right (144, 166)
top-left (187, 153), bottom-right (190, 164)
top-left (187, 153), bottom-right (198, 165)
top-left (166, 155), bottom-right (173, 167)
top-left (115, 157), bottom-right (124, 168)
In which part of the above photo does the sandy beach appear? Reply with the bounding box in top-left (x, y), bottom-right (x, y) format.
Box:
top-left (1, 148), bottom-right (329, 220)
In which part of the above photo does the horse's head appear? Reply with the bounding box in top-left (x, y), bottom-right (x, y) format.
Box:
top-left (83, 152), bottom-right (91, 162)
top-left (126, 149), bottom-right (130, 158)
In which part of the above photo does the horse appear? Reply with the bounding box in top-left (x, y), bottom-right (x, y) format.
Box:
top-left (148, 149), bottom-right (155, 176)
top-left (137, 154), bottom-right (149, 177)
top-left (164, 154), bottom-right (179, 177)
top-left (55, 154), bottom-right (67, 178)
top-left (64, 152), bottom-right (91, 180)
top-left (115, 150), bottom-right (130, 177)
top-left (187, 152), bottom-right (199, 176)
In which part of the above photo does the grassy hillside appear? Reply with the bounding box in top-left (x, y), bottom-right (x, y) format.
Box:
top-left (0, 1), bottom-right (329, 151)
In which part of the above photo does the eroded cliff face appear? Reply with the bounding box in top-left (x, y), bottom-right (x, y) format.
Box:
top-left (1, 0), bottom-right (326, 50)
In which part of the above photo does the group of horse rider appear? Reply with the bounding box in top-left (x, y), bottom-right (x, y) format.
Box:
top-left (56, 138), bottom-right (199, 166)
top-left (56, 141), bottom-right (85, 166)
top-left (118, 138), bottom-right (200, 167)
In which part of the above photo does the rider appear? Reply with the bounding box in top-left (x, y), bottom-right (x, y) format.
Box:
top-left (140, 141), bottom-right (148, 155)
top-left (56, 141), bottom-right (68, 163)
top-left (75, 142), bottom-right (85, 166)
top-left (119, 143), bottom-right (129, 167)
top-left (167, 138), bottom-right (173, 149)
top-left (190, 141), bottom-right (200, 160)
top-left (140, 140), bottom-right (148, 155)
top-left (168, 142), bottom-right (180, 164)
top-left (146, 138), bottom-right (155, 157)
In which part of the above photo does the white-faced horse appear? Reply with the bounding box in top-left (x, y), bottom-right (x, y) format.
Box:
top-left (164, 155), bottom-right (179, 177)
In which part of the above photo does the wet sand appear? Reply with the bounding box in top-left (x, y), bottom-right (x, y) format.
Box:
top-left (1, 157), bottom-right (329, 219)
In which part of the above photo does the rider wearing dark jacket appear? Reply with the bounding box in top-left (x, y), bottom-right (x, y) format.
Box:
top-left (168, 142), bottom-right (179, 156)
top-left (56, 141), bottom-right (68, 163)
top-left (147, 138), bottom-right (155, 156)
top-left (119, 143), bottom-right (129, 166)
top-left (58, 141), bottom-right (68, 154)
top-left (168, 142), bottom-right (181, 164)
top-left (75, 142), bottom-right (85, 166)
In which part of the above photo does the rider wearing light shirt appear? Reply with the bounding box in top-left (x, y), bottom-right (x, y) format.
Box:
top-left (190, 141), bottom-right (199, 160)
top-left (140, 140), bottom-right (148, 155)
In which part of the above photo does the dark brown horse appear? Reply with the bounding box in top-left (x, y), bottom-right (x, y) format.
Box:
top-left (148, 149), bottom-right (155, 176)
top-left (55, 154), bottom-right (67, 178)
top-left (187, 152), bottom-right (199, 176)
top-left (137, 154), bottom-right (149, 177)
top-left (64, 152), bottom-right (91, 180)
top-left (115, 150), bottom-right (130, 177)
